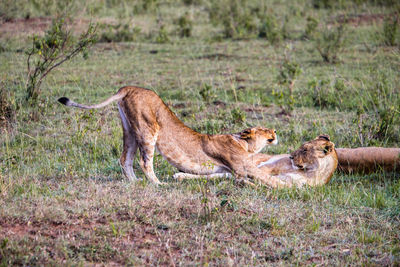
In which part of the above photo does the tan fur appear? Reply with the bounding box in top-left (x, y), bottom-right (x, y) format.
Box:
top-left (336, 147), bottom-right (400, 174)
top-left (270, 135), bottom-right (338, 186)
top-left (59, 86), bottom-right (283, 186)
top-left (175, 135), bottom-right (339, 188)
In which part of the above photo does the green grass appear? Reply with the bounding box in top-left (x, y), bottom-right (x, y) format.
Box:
top-left (1, 0), bottom-right (400, 265)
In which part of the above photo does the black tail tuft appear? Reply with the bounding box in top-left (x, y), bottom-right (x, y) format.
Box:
top-left (58, 97), bottom-right (70, 106)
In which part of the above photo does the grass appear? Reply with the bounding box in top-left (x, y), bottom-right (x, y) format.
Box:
top-left (1, 0), bottom-right (400, 265)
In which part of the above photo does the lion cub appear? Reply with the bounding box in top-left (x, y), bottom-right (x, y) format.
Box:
top-left (58, 86), bottom-right (278, 185)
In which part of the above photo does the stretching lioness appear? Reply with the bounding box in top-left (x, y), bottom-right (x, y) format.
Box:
top-left (58, 86), bottom-right (285, 186)
top-left (175, 135), bottom-right (338, 187)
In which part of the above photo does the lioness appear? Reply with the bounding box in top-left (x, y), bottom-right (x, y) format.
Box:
top-left (336, 147), bottom-right (400, 174)
top-left (175, 135), bottom-right (338, 187)
top-left (58, 86), bottom-right (284, 186)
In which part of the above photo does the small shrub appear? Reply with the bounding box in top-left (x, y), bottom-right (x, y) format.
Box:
top-left (25, 18), bottom-right (97, 105)
top-left (258, 14), bottom-right (282, 44)
top-left (208, 0), bottom-right (257, 39)
top-left (99, 23), bottom-right (141, 43)
top-left (231, 107), bottom-right (246, 124)
top-left (0, 85), bottom-right (16, 131)
top-left (312, 0), bottom-right (346, 9)
top-left (182, 0), bottom-right (202, 5)
top-left (199, 84), bottom-right (216, 102)
top-left (382, 15), bottom-right (399, 46)
top-left (355, 72), bottom-right (400, 144)
top-left (303, 16), bottom-right (319, 39)
top-left (277, 60), bottom-right (302, 87)
top-left (176, 12), bottom-right (193, 38)
top-left (155, 25), bottom-right (170, 43)
top-left (273, 59), bottom-right (302, 114)
top-left (309, 78), bottom-right (338, 109)
top-left (314, 24), bottom-right (347, 63)
top-left (0, 42), bottom-right (6, 53)
top-left (132, 0), bottom-right (159, 14)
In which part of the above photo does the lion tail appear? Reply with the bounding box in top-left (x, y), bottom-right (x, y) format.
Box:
top-left (58, 87), bottom-right (128, 110)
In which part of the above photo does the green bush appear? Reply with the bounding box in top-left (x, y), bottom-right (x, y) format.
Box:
top-left (303, 16), bottom-right (319, 39)
top-left (356, 72), bottom-right (400, 142)
top-left (99, 23), bottom-right (141, 43)
top-left (272, 59), bottom-right (302, 113)
top-left (382, 15), bottom-right (399, 46)
top-left (312, 0), bottom-right (346, 9)
top-left (0, 85), bottom-right (16, 131)
top-left (25, 18), bottom-right (97, 105)
top-left (208, 0), bottom-right (258, 39)
top-left (314, 24), bottom-right (347, 63)
top-left (155, 24), bottom-right (170, 43)
top-left (199, 84), bottom-right (216, 102)
top-left (230, 107), bottom-right (246, 124)
top-left (182, 0), bottom-right (202, 6)
top-left (309, 78), bottom-right (340, 109)
top-left (176, 12), bottom-right (193, 38)
top-left (258, 14), bottom-right (282, 44)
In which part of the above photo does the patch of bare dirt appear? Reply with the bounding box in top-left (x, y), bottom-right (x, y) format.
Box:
top-left (0, 17), bottom-right (93, 36)
top-left (0, 216), bottom-right (181, 265)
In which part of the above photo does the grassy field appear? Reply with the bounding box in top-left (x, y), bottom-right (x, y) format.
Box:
top-left (1, 0), bottom-right (400, 265)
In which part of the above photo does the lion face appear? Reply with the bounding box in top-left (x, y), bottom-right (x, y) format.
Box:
top-left (290, 135), bottom-right (335, 171)
top-left (239, 126), bottom-right (277, 153)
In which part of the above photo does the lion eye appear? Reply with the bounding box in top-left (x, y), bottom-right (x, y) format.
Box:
top-left (289, 156), bottom-right (294, 160)
top-left (267, 139), bottom-right (275, 142)
top-left (296, 164), bottom-right (304, 169)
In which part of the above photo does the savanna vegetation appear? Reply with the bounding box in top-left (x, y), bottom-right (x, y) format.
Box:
top-left (0, 0), bottom-right (399, 265)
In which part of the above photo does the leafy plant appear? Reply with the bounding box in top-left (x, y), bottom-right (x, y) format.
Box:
top-left (199, 177), bottom-right (212, 223)
top-left (132, 0), bottom-right (159, 14)
top-left (382, 15), bottom-right (399, 46)
top-left (230, 107), bottom-right (246, 124)
top-left (155, 24), bottom-right (170, 43)
top-left (309, 78), bottom-right (336, 109)
top-left (208, 0), bottom-right (257, 39)
top-left (314, 24), bottom-right (347, 63)
top-left (258, 14), bottom-right (282, 44)
top-left (273, 59), bottom-right (302, 114)
top-left (0, 84), bottom-right (16, 131)
top-left (199, 83), bottom-right (216, 102)
top-left (304, 16), bottom-right (319, 39)
top-left (355, 72), bottom-right (400, 145)
top-left (25, 18), bottom-right (97, 105)
top-left (176, 12), bottom-right (193, 38)
top-left (99, 23), bottom-right (141, 43)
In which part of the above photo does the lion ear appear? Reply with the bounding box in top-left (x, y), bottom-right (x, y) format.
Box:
top-left (322, 143), bottom-right (334, 154)
top-left (317, 134), bottom-right (330, 141)
top-left (240, 128), bottom-right (255, 140)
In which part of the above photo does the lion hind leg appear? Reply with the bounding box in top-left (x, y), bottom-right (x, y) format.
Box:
top-left (118, 103), bottom-right (138, 181)
top-left (139, 142), bottom-right (163, 185)
top-left (137, 130), bottom-right (165, 185)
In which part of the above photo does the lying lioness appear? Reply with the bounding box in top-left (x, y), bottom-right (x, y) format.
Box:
top-left (336, 147), bottom-right (400, 174)
top-left (174, 135), bottom-right (338, 187)
top-left (59, 86), bottom-right (286, 186)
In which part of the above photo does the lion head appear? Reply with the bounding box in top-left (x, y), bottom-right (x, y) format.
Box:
top-left (290, 135), bottom-right (335, 171)
top-left (239, 126), bottom-right (277, 153)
